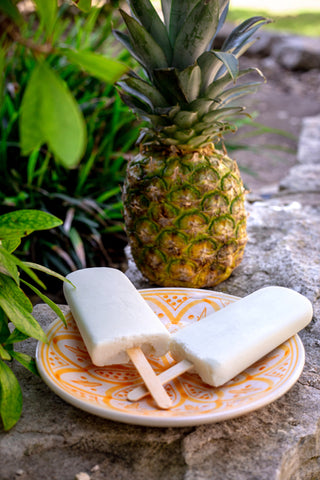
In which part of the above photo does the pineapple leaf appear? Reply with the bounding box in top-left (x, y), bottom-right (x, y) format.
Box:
top-left (120, 93), bottom-right (166, 126)
top-left (213, 0), bottom-right (230, 41)
top-left (213, 82), bottom-right (262, 107)
top-left (172, 111), bottom-right (199, 129)
top-left (168, 0), bottom-right (200, 45)
top-left (198, 51), bottom-right (238, 91)
top-left (119, 9), bottom-right (168, 75)
top-left (128, 0), bottom-right (172, 63)
top-left (234, 39), bottom-right (257, 60)
top-left (202, 106), bottom-right (245, 123)
top-left (113, 30), bottom-right (142, 66)
top-left (118, 75), bottom-right (168, 109)
top-left (205, 67), bottom-right (265, 99)
top-left (187, 134), bottom-right (213, 147)
top-left (153, 68), bottom-right (188, 104)
top-left (177, 65), bottom-right (202, 103)
top-left (161, 0), bottom-right (171, 29)
top-left (188, 99), bottom-right (214, 117)
top-left (213, 51), bottom-right (239, 80)
top-left (222, 16), bottom-right (271, 55)
top-left (119, 92), bottom-right (151, 114)
top-left (174, 129), bottom-right (196, 143)
top-left (172, 0), bottom-right (220, 69)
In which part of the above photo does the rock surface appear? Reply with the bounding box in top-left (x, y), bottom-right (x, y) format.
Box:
top-left (1, 117), bottom-right (320, 480)
top-left (297, 115), bottom-right (320, 164)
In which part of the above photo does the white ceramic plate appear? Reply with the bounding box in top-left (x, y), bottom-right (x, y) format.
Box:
top-left (36, 288), bottom-right (305, 427)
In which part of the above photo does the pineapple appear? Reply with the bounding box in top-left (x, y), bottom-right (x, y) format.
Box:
top-left (114, 0), bottom-right (269, 288)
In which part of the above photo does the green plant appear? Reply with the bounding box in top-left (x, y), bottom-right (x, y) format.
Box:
top-left (0, 209), bottom-right (69, 431)
top-left (1, 2), bottom-right (142, 278)
top-left (0, 0), bottom-right (128, 167)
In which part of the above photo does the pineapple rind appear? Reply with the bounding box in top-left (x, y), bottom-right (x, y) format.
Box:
top-left (123, 144), bottom-right (247, 287)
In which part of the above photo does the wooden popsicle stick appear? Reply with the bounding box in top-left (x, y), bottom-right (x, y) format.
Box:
top-left (126, 347), bottom-right (172, 410)
top-left (127, 359), bottom-right (193, 402)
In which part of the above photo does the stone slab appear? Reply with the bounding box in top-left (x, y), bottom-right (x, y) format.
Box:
top-left (279, 164), bottom-right (320, 192)
top-left (297, 115), bottom-right (320, 164)
top-left (1, 191), bottom-right (319, 480)
top-left (271, 36), bottom-right (320, 71)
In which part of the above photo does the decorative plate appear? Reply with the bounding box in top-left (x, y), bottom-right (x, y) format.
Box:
top-left (36, 288), bottom-right (305, 427)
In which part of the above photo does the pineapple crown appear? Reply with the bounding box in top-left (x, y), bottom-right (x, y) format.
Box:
top-left (114, 0), bottom-right (271, 148)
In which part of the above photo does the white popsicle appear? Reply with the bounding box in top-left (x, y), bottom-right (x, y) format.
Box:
top-left (128, 286), bottom-right (313, 401)
top-left (63, 267), bottom-right (172, 409)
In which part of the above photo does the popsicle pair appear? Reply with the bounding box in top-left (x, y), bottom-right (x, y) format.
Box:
top-left (64, 268), bottom-right (313, 409)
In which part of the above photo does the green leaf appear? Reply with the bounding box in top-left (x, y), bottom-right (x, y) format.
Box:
top-left (63, 49), bottom-right (128, 84)
top-left (0, 47), bottom-right (5, 106)
top-left (119, 9), bottom-right (168, 74)
top-left (0, 274), bottom-right (33, 313)
top-left (10, 351), bottom-right (39, 376)
top-left (20, 62), bottom-right (87, 168)
top-left (0, 245), bottom-right (20, 285)
top-left (33, 0), bottom-right (57, 37)
top-left (0, 275), bottom-right (47, 343)
top-left (0, 210), bottom-right (62, 240)
top-left (72, 0), bottom-right (91, 12)
top-left (172, 0), bottom-right (219, 69)
top-left (4, 329), bottom-right (29, 345)
top-left (13, 256), bottom-right (46, 290)
top-left (0, 308), bottom-right (10, 343)
top-left (20, 279), bottom-right (67, 327)
top-left (0, 358), bottom-right (23, 431)
top-left (0, 0), bottom-right (23, 24)
top-left (22, 262), bottom-right (73, 286)
top-left (129, 0), bottom-right (172, 63)
top-left (0, 344), bottom-right (11, 361)
top-left (0, 237), bottom-right (21, 254)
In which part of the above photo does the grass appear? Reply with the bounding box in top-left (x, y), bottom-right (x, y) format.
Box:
top-left (227, 9), bottom-right (320, 36)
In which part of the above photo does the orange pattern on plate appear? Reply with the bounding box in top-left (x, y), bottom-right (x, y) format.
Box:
top-left (36, 288), bottom-right (304, 425)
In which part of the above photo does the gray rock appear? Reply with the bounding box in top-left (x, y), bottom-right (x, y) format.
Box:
top-left (297, 115), bottom-right (320, 164)
top-left (271, 36), bottom-right (320, 71)
top-left (279, 164), bottom-right (320, 192)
